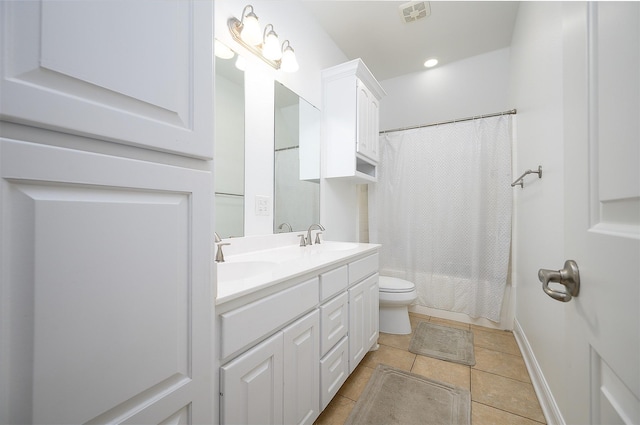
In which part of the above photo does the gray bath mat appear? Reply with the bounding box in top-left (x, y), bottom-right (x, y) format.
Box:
top-left (345, 364), bottom-right (470, 425)
top-left (409, 321), bottom-right (476, 366)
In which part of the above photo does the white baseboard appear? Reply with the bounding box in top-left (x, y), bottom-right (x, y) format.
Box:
top-left (513, 318), bottom-right (566, 425)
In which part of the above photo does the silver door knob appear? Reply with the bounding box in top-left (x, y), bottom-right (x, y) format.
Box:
top-left (538, 260), bottom-right (580, 302)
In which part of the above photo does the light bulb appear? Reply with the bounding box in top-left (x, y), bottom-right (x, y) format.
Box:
top-left (280, 42), bottom-right (299, 72)
top-left (241, 11), bottom-right (261, 46)
top-left (262, 27), bottom-right (282, 61)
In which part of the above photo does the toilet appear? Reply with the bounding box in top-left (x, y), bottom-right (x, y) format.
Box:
top-left (378, 276), bottom-right (417, 335)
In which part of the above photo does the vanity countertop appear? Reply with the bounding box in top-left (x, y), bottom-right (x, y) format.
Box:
top-left (215, 240), bottom-right (380, 306)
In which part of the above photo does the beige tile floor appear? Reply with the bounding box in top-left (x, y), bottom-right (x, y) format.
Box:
top-left (314, 313), bottom-right (546, 425)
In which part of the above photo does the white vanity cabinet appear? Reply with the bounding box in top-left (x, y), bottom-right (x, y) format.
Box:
top-left (347, 253), bottom-right (380, 373)
top-left (217, 249), bottom-right (379, 425)
top-left (322, 59), bottom-right (386, 182)
top-left (219, 277), bottom-right (320, 425)
top-left (220, 310), bottom-right (320, 425)
top-left (317, 254), bottom-right (379, 408)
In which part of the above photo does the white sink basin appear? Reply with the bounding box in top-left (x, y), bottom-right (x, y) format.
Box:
top-left (217, 261), bottom-right (277, 281)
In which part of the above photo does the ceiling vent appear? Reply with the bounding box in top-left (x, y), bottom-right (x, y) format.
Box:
top-left (398, 1), bottom-right (431, 23)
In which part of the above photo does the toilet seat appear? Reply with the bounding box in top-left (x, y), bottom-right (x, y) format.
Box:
top-left (379, 276), bottom-right (415, 293)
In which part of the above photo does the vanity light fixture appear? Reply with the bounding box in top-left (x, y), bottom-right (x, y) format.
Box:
top-left (228, 4), bottom-right (298, 72)
top-left (280, 40), bottom-right (299, 72)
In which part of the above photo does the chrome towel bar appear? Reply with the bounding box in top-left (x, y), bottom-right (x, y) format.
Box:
top-left (511, 165), bottom-right (542, 188)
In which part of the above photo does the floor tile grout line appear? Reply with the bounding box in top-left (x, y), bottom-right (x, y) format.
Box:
top-left (471, 366), bottom-right (533, 384)
top-left (472, 400), bottom-right (547, 424)
top-left (409, 353), bottom-right (417, 372)
top-left (473, 343), bottom-right (522, 357)
top-left (473, 344), bottom-right (526, 359)
top-left (471, 367), bottom-right (537, 386)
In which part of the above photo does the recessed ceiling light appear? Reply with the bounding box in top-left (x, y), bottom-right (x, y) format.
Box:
top-left (424, 58), bottom-right (438, 68)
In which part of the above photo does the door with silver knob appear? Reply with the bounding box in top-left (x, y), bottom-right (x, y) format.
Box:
top-left (562, 3), bottom-right (639, 424)
top-left (538, 260), bottom-right (580, 302)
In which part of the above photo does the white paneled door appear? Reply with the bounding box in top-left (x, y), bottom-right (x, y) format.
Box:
top-left (563, 3), bottom-right (640, 424)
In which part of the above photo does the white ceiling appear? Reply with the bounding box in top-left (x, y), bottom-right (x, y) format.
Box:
top-left (302, 1), bottom-right (520, 81)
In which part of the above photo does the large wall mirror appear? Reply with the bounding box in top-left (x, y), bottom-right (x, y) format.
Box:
top-left (214, 40), bottom-right (244, 238)
top-left (274, 82), bottom-right (321, 233)
top-left (214, 41), bottom-right (321, 237)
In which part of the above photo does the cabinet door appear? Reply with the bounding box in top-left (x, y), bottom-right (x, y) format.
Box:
top-left (0, 0), bottom-right (213, 158)
top-left (348, 279), bottom-right (367, 373)
top-left (365, 274), bottom-right (380, 349)
top-left (283, 311), bottom-right (320, 425)
top-left (355, 80), bottom-right (380, 163)
top-left (367, 95), bottom-right (380, 162)
top-left (348, 273), bottom-right (379, 373)
top-left (356, 80), bottom-right (371, 155)
top-left (355, 79), bottom-right (371, 159)
top-left (220, 333), bottom-right (284, 425)
top-left (0, 140), bottom-right (213, 424)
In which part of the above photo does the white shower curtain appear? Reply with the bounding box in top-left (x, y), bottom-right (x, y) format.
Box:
top-left (375, 115), bottom-right (513, 322)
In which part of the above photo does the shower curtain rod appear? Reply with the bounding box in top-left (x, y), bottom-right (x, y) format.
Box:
top-left (379, 108), bottom-right (517, 134)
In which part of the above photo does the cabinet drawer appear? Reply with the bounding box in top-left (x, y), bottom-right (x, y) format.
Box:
top-left (319, 292), bottom-right (349, 357)
top-left (220, 277), bottom-right (319, 359)
top-left (348, 253), bottom-right (379, 285)
top-left (319, 265), bottom-right (348, 302)
top-left (320, 336), bottom-right (349, 411)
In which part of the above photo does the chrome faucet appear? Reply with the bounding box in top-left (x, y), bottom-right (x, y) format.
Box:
top-left (214, 232), bottom-right (230, 263)
top-left (306, 223), bottom-right (325, 246)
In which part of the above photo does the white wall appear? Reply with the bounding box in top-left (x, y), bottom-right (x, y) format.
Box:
top-left (509, 2), bottom-right (568, 421)
top-left (379, 48), bottom-right (512, 131)
top-left (214, 0), bottom-right (347, 236)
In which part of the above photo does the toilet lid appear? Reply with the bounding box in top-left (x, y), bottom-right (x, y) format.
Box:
top-left (379, 276), bottom-right (415, 293)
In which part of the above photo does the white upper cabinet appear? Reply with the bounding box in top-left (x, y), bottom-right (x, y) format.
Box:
top-left (0, 0), bottom-right (213, 159)
top-left (322, 59), bottom-right (386, 182)
top-left (356, 79), bottom-right (381, 162)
